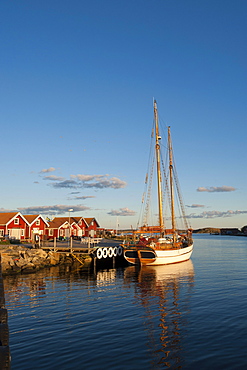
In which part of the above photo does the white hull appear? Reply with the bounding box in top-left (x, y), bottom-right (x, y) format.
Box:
top-left (148, 244), bottom-right (193, 266)
top-left (123, 244), bottom-right (193, 266)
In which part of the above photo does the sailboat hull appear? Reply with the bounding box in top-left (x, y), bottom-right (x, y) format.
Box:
top-left (124, 244), bottom-right (193, 266)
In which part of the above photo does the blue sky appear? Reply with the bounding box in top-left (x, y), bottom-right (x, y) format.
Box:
top-left (1, 0), bottom-right (246, 230)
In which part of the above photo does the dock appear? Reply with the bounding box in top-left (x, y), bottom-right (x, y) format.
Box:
top-left (40, 238), bottom-right (127, 268)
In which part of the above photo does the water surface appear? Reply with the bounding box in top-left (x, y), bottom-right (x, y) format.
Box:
top-left (3, 235), bottom-right (247, 369)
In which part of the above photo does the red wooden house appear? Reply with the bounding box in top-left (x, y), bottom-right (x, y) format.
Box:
top-left (84, 218), bottom-right (100, 237)
top-left (0, 212), bottom-right (29, 240)
top-left (24, 215), bottom-right (49, 241)
top-left (71, 217), bottom-right (87, 238)
top-left (46, 216), bottom-right (100, 239)
top-left (0, 212), bottom-right (100, 241)
top-left (46, 217), bottom-right (70, 239)
top-left (45, 217), bottom-right (80, 240)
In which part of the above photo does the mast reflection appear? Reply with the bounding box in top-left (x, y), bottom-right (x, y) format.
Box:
top-left (124, 260), bottom-right (194, 369)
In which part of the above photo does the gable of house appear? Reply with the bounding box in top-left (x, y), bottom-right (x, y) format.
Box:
top-left (0, 212), bottom-right (29, 239)
top-left (23, 215), bottom-right (49, 239)
top-left (46, 217), bottom-right (71, 238)
top-left (84, 218), bottom-right (100, 228)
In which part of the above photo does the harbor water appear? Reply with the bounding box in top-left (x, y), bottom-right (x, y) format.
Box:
top-left (3, 234), bottom-right (247, 369)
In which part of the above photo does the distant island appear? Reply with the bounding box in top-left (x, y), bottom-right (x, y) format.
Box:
top-left (193, 226), bottom-right (247, 236)
top-left (109, 226), bottom-right (247, 237)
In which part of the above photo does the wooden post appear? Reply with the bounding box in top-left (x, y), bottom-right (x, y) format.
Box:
top-left (70, 236), bottom-right (73, 253)
top-left (93, 255), bottom-right (96, 274)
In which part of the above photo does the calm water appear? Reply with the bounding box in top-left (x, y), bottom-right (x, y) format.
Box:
top-left (3, 235), bottom-right (247, 369)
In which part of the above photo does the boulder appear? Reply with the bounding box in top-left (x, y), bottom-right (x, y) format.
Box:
top-left (21, 262), bottom-right (35, 271)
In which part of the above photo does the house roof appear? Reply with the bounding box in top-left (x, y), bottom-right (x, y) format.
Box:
top-left (47, 216), bottom-right (100, 228)
top-left (0, 212), bottom-right (18, 225)
top-left (48, 217), bottom-right (70, 229)
top-left (23, 214), bottom-right (49, 226)
top-left (84, 218), bottom-right (100, 227)
top-left (70, 216), bottom-right (83, 223)
top-left (0, 212), bottom-right (28, 225)
top-left (24, 215), bottom-right (40, 223)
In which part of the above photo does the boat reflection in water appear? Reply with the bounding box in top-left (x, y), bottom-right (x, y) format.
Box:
top-left (124, 260), bottom-right (194, 369)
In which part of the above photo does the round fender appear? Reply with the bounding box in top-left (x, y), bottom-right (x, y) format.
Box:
top-left (96, 248), bottom-right (103, 259)
top-left (102, 247), bottom-right (108, 258)
top-left (117, 246), bottom-right (122, 256)
top-left (108, 247), bottom-right (114, 258)
top-left (113, 246), bottom-right (118, 257)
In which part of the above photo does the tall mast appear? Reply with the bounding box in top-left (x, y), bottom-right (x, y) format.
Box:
top-left (168, 126), bottom-right (176, 231)
top-left (154, 100), bottom-right (164, 232)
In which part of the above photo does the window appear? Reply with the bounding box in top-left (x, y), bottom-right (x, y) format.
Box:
top-left (0, 230), bottom-right (4, 237)
top-left (14, 218), bottom-right (19, 225)
top-left (21, 229), bottom-right (25, 236)
top-left (36, 219), bottom-right (40, 226)
top-left (49, 229), bottom-right (53, 236)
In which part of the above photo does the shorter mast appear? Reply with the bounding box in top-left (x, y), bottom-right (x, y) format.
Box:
top-left (168, 126), bottom-right (176, 233)
top-left (154, 100), bottom-right (164, 234)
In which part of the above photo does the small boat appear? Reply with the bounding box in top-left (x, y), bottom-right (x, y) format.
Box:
top-left (123, 100), bottom-right (193, 266)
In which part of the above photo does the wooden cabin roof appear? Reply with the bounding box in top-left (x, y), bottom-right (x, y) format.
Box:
top-left (0, 212), bottom-right (22, 225)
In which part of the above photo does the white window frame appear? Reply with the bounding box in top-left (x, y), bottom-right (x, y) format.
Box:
top-left (14, 218), bottom-right (19, 225)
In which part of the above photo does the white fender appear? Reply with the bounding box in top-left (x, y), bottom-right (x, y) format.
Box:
top-left (96, 248), bottom-right (103, 259)
top-left (102, 248), bottom-right (108, 258)
top-left (108, 247), bottom-right (114, 258)
top-left (113, 246), bottom-right (118, 257)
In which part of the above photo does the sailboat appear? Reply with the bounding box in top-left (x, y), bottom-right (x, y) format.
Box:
top-left (123, 100), bottom-right (193, 266)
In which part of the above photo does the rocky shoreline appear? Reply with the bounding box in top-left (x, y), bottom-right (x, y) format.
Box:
top-left (0, 245), bottom-right (92, 275)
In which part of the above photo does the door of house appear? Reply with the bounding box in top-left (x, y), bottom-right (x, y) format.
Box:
top-left (10, 229), bottom-right (22, 239)
top-left (89, 230), bottom-right (95, 237)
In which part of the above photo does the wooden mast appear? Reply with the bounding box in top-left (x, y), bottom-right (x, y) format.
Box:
top-left (168, 126), bottom-right (176, 232)
top-left (154, 100), bottom-right (164, 234)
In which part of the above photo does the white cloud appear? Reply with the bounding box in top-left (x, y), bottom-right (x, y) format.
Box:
top-left (107, 207), bottom-right (136, 216)
top-left (17, 204), bottom-right (90, 215)
top-left (40, 167), bottom-right (56, 173)
top-left (188, 210), bottom-right (247, 219)
top-left (49, 180), bottom-right (79, 189)
top-left (43, 175), bottom-right (65, 181)
top-left (50, 174), bottom-right (127, 190)
top-left (186, 204), bottom-right (205, 208)
top-left (71, 174), bottom-right (103, 182)
top-left (197, 186), bottom-right (236, 193)
top-left (67, 196), bottom-right (96, 200)
top-left (0, 207), bottom-right (18, 213)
